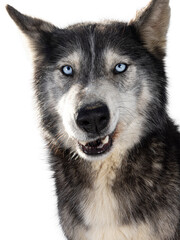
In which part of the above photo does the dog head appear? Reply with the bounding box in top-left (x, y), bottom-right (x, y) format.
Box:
top-left (6, 0), bottom-right (170, 161)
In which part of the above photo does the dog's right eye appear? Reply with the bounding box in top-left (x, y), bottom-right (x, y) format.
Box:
top-left (113, 63), bottom-right (128, 74)
top-left (61, 65), bottom-right (73, 76)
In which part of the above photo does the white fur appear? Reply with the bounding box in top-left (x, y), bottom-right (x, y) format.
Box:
top-left (79, 150), bottom-right (153, 240)
top-left (56, 48), bottom-right (152, 161)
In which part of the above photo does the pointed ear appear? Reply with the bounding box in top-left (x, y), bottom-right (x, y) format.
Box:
top-left (6, 5), bottom-right (56, 37)
top-left (6, 5), bottom-right (60, 61)
top-left (130, 0), bottom-right (171, 59)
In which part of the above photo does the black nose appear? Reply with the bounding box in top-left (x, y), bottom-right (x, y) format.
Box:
top-left (76, 103), bottom-right (110, 134)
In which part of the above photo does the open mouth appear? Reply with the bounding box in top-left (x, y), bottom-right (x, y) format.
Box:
top-left (78, 135), bottom-right (113, 156)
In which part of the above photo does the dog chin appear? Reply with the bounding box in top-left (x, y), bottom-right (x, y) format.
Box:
top-left (76, 146), bottom-right (114, 161)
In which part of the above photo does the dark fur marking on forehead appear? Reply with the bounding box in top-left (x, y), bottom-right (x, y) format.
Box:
top-left (62, 22), bottom-right (146, 78)
top-left (40, 22), bottom-right (143, 65)
top-left (6, 3), bottom-right (180, 240)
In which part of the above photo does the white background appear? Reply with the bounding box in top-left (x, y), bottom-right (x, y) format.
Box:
top-left (0, 0), bottom-right (180, 239)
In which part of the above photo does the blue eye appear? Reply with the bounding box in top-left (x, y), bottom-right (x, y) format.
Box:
top-left (62, 65), bottom-right (73, 76)
top-left (114, 63), bottom-right (128, 74)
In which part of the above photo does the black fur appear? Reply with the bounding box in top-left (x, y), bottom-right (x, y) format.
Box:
top-left (6, 1), bottom-right (180, 239)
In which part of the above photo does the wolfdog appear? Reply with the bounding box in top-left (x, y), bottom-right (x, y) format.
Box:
top-left (6, 0), bottom-right (180, 239)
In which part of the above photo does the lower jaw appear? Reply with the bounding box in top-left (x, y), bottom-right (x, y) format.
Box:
top-left (78, 149), bottom-right (113, 162)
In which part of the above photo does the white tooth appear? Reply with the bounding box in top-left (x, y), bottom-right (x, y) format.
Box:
top-left (102, 136), bottom-right (109, 144)
top-left (79, 141), bottom-right (87, 146)
top-left (97, 144), bottom-right (104, 149)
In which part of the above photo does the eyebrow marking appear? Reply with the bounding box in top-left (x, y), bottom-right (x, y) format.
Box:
top-left (58, 51), bottom-right (82, 69)
top-left (104, 48), bottom-right (131, 70)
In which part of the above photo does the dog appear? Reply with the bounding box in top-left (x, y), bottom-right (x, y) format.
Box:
top-left (6, 0), bottom-right (180, 239)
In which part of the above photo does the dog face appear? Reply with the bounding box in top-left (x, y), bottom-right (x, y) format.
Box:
top-left (52, 26), bottom-right (154, 161)
top-left (6, 0), bottom-right (170, 161)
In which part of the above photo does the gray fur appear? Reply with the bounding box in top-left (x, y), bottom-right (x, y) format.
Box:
top-left (6, 0), bottom-right (180, 239)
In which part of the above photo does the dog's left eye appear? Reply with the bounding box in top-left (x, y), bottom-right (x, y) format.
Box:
top-left (114, 63), bottom-right (128, 74)
top-left (61, 65), bottom-right (73, 76)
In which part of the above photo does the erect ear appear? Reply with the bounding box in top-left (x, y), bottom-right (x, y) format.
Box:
top-left (6, 5), bottom-right (56, 38)
top-left (130, 0), bottom-right (171, 59)
top-left (6, 5), bottom-right (59, 60)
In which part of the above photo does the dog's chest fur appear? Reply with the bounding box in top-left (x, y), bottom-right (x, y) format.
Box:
top-left (81, 151), bottom-right (151, 240)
